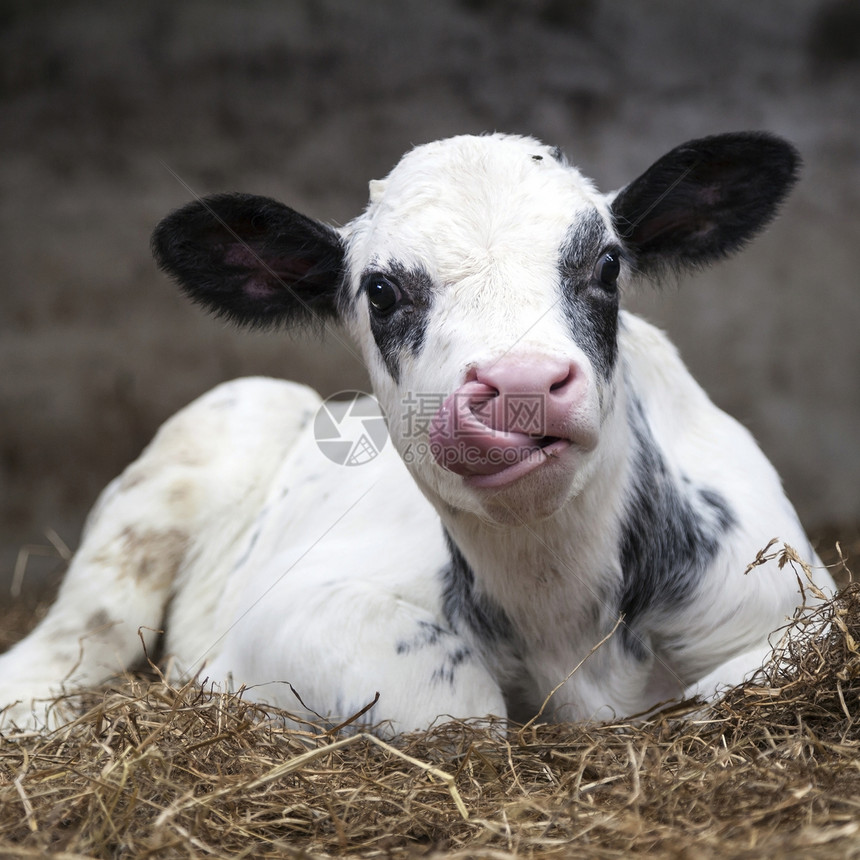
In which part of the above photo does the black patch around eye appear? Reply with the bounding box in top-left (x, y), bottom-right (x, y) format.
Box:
top-left (558, 214), bottom-right (622, 380)
top-left (563, 287), bottom-right (619, 382)
top-left (574, 213), bottom-right (612, 268)
top-left (362, 262), bottom-right (435, 382)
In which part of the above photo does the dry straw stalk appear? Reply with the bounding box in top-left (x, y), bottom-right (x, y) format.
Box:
top-left (1, 543), bottom-right (858, 859)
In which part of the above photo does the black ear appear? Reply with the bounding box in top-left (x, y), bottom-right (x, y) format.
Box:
top-left (151, 193), bottom-right (346, 328)
top-left (611, 132), bottom-right (801, 275)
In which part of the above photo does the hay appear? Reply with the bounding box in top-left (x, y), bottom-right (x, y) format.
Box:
top-left (1, 543), bottom-right (858, 859)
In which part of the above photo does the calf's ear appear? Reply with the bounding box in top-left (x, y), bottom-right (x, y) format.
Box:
top-left (611, 132), bottom-right (800, 275)
top-left (151, 193), bottom-right (345, 329)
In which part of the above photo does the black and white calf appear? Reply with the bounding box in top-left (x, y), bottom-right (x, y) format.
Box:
top-left (0, 132), bottom-right (834, 733)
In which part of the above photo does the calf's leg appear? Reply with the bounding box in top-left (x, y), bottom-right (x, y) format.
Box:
top-left (0, 377), bottom-right (320, 730)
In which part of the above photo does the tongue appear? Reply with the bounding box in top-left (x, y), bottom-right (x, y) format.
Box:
top-left (428, 382), bottom-right (550, 477)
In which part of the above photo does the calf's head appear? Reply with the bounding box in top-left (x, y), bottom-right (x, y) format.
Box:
top-left (152, 133), bottom-right (798, 524)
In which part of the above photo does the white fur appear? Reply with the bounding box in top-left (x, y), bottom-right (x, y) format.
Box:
top-left (0, 134), bottom-right (833, 734)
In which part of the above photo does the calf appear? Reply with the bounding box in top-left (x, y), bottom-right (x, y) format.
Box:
top-left (0, 132), bottom-right (834, 734)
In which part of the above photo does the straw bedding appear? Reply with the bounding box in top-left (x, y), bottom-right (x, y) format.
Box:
top-left (1, 537), bottom-right (858, 859)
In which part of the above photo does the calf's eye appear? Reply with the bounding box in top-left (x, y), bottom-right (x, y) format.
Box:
top-left (365, 275), bottom-right (401, 314)
top-left (595, 249), bottom-right (621, 289)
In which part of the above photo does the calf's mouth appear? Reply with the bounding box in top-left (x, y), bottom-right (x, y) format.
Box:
top-left (427, 382), bottom-right (574, 488)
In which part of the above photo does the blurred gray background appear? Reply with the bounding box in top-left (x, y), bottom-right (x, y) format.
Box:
top-left (2, 0), bottom-right (859, 590)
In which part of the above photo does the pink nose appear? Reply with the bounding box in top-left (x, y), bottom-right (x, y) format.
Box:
top-left (428, 356), bottom-right (588, 484)
top-left (469, 357), bottom-right (583, 436)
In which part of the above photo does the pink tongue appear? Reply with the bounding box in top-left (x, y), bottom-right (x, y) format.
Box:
top-left (428, 382), bottom-right (545, 477)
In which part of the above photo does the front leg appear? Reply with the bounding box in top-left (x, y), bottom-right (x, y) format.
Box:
top-left (209, 596), bottom-right (509, 737)
top-left (0, 470), bottom-right (181, 730)
top-left (202, 552), bottom-right (509, 735)
top-left (0, 378), bottom-right (321, 731)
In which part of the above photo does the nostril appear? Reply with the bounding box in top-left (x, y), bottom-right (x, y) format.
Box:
top-left (549, 363), bottom-right (578, 394)
top-left (550, 369), bottom-right (572, 393)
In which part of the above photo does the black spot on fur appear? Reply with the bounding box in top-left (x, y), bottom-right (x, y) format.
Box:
top-left (618, 396), bottom-right (737, 657)
top-left (86, 609), bottom-right (113, 631)
top-left (394, 619), bottom-right (475, 688)
top-left (395, 620), bottom-right (451, 655)
top-left (430, 648), bottom-right (471, 687)
top-left (440, 531), bottom-right (534, 717)
top-left (440, 530), bottom-right (515, 644)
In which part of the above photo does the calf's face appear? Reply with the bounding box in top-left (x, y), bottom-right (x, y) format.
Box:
top-left (341, 136), bottom-right (624, 522)
top-left (152, 132), bottom-right (799, 524)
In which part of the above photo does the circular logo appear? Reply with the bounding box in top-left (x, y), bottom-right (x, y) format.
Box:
top-left (314, 391), bottom-right (388, 466)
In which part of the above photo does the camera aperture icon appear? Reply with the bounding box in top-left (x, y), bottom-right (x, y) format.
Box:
top-left (314, 391), bottom-right (388, 466)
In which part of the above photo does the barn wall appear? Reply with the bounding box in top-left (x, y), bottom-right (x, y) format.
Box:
top-left (2, 0), bottom-right (858, 586)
